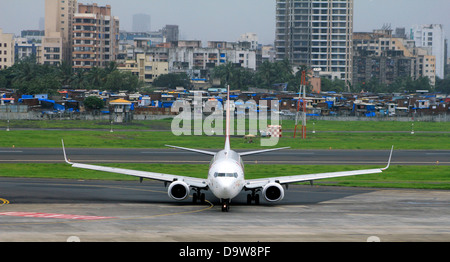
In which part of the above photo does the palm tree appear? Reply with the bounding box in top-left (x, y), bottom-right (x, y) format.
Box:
top-left (104, 61), bottom-right (118, 75)
top-left (87, 67), bottom-right (106, 89)
top-left (212, 62), bottom-right (236, 87)
top-left (71, 69), bottom-right (88, 89)
top-left (257, 61), bottom-right (276, 88)
top-left (58, 61), bottom-right (74, 87)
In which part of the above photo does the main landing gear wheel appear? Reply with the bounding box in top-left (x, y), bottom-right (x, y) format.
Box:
top-left (247, 192), bottom-right (260, 205)
top-left (192, 192), bottom-right (206, 204)
top-left (221, 199), bottom-right (230, 212)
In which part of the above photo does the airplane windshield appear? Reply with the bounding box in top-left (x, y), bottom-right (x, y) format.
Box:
top-left (214, 172), bottom-right (238, 178)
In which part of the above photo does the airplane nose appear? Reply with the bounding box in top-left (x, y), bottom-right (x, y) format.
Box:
top-left (221, 179), bottom-right (234, 188)
top-left (217, 179), bottom-right (235, 197)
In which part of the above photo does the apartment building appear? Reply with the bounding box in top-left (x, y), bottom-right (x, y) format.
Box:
top-left (72, 3), bottom-right (120, 70)
top-left (118, 40), bottom-right (257, 80)
top-left (275, 0), bottom-right (354, 82)
top-left (14, 38), bottom-right (42, 63)
top-left (238, 33), bottom-right (258, 50)
top-left (42, 0), bottom-right (77, 65)
top-left (411, 24), bottom-right (446, 80)
top-left (353, 29), bottom-right (437, 86)
top-left (0, 29), bottom-right (14, 70)
top-left (118, 53), bottom-right (169, 84)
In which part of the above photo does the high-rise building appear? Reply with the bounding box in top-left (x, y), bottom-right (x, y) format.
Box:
top-left (132, 14), bottom-right (151, 32)
top-left (411, 24), bottom-right (446, 79)
top-left (72, 3), bottom-right (120, 70)
top-left (162, 25), bottom-right (179, 43)
top-left (42, 0), bottom-right (77, 66)
top-left (0, 29), bottom-right (15, 70)
top-left (275, 0), bottom-right (354, 83)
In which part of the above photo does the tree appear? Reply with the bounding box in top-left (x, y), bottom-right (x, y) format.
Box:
top-left (404, 76), bottom-right (432, 93)
top-left (255, 61), bottom-right (277, 89)
top-left (321, 78), bottom-right (347, 93)
top-left (212, 62), bottom-right (237, 87)
top-left (71, 69), bottom-right (88, 89)
top-left (152, 73), bottom-right (191, 89)
top-left (58, 61), bottom-right (74, 87)
top-left (83, 96), bottom-right (104, 110)
top-left (212, 63), bottom-right (256, 90)
top-left (104, 70), bottom-right (142, 92)
top-left (436, 77), bottom-right (450, 94)
top-left (86, 67), bottom-right (107, 90)
top-left (255, 59), bottom-right (301, 90)
top-left (8, 59), bottom-right (61, 95)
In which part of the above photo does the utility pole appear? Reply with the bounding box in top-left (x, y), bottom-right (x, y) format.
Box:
top-left (302, 76), bottom-right (307, 139)
top-left (294, 70), bottom-right (307, 139)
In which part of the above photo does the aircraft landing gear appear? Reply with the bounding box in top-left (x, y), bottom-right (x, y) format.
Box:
top-left (192, 189), bottom-right (206, 204)
top-left (247, 190), bottom-right (260, 205)
top-left (221, 199), bottom-right (230, 212)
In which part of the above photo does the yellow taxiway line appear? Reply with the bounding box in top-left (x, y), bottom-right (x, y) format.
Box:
top-left (0, 198), bottom-right (10, 206)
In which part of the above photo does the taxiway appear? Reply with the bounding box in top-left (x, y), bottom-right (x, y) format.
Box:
top-left (0, 178), bottom-right (449, 242)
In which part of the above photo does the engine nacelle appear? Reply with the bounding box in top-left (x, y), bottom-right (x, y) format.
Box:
top-left (262, 183), bottom-right (285, 202)
top-left (168, 181), bottom-right (190, 201)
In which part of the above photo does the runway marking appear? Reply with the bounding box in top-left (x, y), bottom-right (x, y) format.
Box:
top-left (0, 181), bottom-right (214, 226)
top-left (0, 212), bottom-right (116, 220)
top-left (0, 198), bottom-right (10, 206)
top-left (426, 153), bottom-right (450, 155)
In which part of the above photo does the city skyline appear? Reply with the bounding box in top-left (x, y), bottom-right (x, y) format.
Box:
top-left (1, 0), bottom-right (449, 47)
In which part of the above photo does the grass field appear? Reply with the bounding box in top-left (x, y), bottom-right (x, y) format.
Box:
top-left (2, 119), bottom-right (450, 132)
top-left (0, 119), bottom-right (448, 190)
top-left (1, 119), bottom-right (449, 150)
top-left (0, 129), bottom-right (449, 150)
top-left (1, 163), bottom-right (449, 190)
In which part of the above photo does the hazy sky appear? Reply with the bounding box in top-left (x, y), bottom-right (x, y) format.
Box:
top-left (1, 0), bottom-right (449, 46)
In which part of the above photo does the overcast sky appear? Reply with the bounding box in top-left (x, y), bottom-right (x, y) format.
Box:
top-left (1, 0), bottom-right (449, 46)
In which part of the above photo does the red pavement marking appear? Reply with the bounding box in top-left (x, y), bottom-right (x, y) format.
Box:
top-left (0, 212), bottom-right (116, 220)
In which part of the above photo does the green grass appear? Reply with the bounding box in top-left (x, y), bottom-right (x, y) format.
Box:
top-left (1, 119), bottom-right (449, 150)
top-left (2, 119), bottom-right (450, 132)
top-left (0, 163), bottom-right (449, 190)
top-left (0, 129), bottom-right (449, 150)
top-left (283, 120), bottom-right (450, 132)
top-left (1, 120), bottom-right (448, 190)
top-left (0, 119), bottom-right (174, 130)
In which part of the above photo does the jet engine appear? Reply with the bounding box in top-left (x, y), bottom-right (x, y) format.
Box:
top-left (262, 183), bottom-right (285, 202)
top-left (168, 181), bottom-right (190, 201)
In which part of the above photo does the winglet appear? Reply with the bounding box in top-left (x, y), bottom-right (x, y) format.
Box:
top-left (382, 145), bottom-right (394, 171)
top-left (61, 139), bottom-right (73, 165)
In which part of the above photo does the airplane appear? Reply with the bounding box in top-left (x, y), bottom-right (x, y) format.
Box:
top-left (62, 86), bottom-right (394, 212)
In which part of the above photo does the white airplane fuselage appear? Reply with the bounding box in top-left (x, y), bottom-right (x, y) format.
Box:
top-left (207, 149), bottom-right (245, 201)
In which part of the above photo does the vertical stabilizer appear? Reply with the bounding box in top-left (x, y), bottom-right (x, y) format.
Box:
top-left (225, 85), bottom-right (231, 151)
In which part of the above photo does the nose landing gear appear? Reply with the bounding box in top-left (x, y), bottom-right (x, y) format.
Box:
top-left (221, 199), bottom-right (230, 212)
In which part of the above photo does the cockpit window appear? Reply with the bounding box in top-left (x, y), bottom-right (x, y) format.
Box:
top-left (214, 172), bottom-right (238, 178)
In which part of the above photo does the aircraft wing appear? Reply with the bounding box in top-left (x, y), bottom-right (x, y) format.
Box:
top-left (245, 146), bottom-right (394, 190)
top-left (62, 140), bottom-right (208, 189)
top-left (239, 147), bottom-right (291, 157)
top-left (165, 145), bottom-right (216, 156)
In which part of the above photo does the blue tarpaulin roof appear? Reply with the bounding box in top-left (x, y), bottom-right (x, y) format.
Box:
top-left (39, 99), bottom-right (65, 111)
